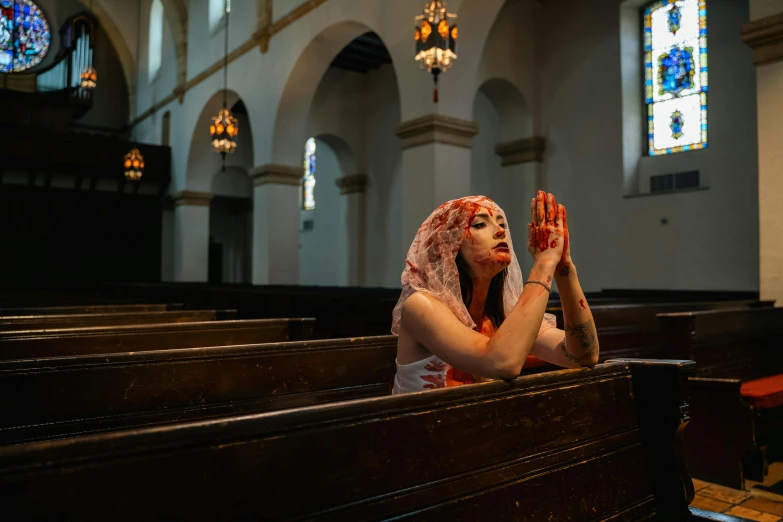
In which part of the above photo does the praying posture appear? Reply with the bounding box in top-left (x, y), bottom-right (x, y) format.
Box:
top-left (391, 193), bottom-right (599, 394)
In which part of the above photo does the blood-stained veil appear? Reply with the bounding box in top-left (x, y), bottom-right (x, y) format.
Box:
top-left (391, 195), bottom-right (556, 335)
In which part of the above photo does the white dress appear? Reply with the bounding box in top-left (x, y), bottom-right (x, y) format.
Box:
top-left (392, 313), bottom-right (557, 394)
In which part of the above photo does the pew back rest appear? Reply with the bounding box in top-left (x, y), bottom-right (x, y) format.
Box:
top-left (0, 360), bottom-right (697, 521)
top-left (658, 307), bottom-right (783, 379)
top-left (0, 303), bottom-right (177, 315)
top-left (548, 299), bottom-right (770, 331)
top-left (0, 309), bottom-right (235, 331)
top-left (0, 318), bottom-right (316, 360)
top-left (0, 335), bottom-right (398, 445)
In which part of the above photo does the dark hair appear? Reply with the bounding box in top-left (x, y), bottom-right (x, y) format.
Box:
top-left (455, 253), bottom-right (507, 330)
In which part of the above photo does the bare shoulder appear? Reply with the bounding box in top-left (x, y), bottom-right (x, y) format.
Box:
top-left (399, 291), bottom-right (490, 367)
top-left (401, 291), bottom-right (456, 331)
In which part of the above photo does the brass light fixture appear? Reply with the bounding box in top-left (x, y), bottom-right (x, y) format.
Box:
top-left (210, 0), bottom-right (238, 170)
top-left (414, 1), bottom-right (458, 103)
top-left (123, 148), bottom-right (145, 181)
top-left (80, 67), bottom-right (97, 89)
top-left (80, 0), bottom-right (97, 90)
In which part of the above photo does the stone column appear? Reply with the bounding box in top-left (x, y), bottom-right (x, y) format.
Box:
top-left (395, 113), bottom-right (478, 252)
top-left (742, 10), bottom-right (783, 304)
top-left (250, 164), bottom-right (301, 285)
top-left (336, 173), bottom-right (368, 286)
top-left (495, 137), bottom-right (547, 275)
top-left (172, 190), bottom-right (212, 282)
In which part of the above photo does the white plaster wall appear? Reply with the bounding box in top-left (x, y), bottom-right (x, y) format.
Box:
top-left (474, 0), bottom-right (542, 134)
top-left (96, 0), bottom-right (140, 63)
top-left (471, 90), bottom-right (506, 210)
top-left (138, 0), bottom-right (178, 110)
top-left (300, 62), bottom-right (401, 287)
top-left (188, 0), bottom-right (256, 77)
top-left (273, 0), bottom-right (308, 21)
top-left (750, 0), bottom-right (783, 19)
top-left (471, 87), bottom-right (538, 274)
top-left (541, 0), bottom-right (758, 292)
top-left (363, 64), bottom-right (403, 288)
top-left (307, 68), bottom-right (366, 169)
top-left (212, 166), bottom-right (252, 198)
top-left (298, 140), bottom-right (349, 286)
top-left (757, 60), bottom-right (783, 303)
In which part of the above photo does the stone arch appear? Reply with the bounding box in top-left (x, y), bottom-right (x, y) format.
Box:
top-left (475, 77), bottom-right (532, 142)
top-left (433, 0), bottom-right (518, 119)
top-left (314, 133), bottom-right (358, 178)
top-left (185, 89), bottom-right (252, 192)
top-left (271, 20), bottom-right (398, 167)
top-left (160, 0), bottom-right (188, 91)
top-left (471, 77), bottom-right (538, 249)
top-left (75, 0), bottom-right (135, 106)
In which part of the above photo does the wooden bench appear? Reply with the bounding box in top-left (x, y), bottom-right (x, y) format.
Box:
top-left (0, 359), bottom-right (742, 521)
top-left (0, 318), bottom-right (315, 360)
top-left (0, 335), bottom-right (397, 445)
top-left (0, 309), bottom-right (236, 331)
top-left (659, 307), bottom-right (783, 489)
top-left (0, 303), bottom-right (180, 315)
top-left (519, 300), bottom-right (773, 375)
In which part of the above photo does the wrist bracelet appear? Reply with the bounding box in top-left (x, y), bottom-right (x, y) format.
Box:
top-left (524, 280), bottom-right (551, 294)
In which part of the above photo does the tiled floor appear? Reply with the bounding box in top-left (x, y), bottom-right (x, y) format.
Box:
top-left (691, 463), bottom-right (783, 522)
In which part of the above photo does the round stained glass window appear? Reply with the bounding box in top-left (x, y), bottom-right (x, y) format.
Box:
top-left (0, 0), bottom-right (51, 73)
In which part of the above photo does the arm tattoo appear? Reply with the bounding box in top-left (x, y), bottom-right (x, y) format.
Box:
top-left (560, 319), bottom-right (598, 362)
top-left (560, 265), bottom-right (570, 277)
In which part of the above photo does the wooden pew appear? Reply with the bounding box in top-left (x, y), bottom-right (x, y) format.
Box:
top-left (659, 307), bottom-right (783, 489)
top-left (0, 359), bottom-right (740, 521)
top-left (543, 299), bottom-right (774, 362)
top-left (0, 318), bottom-right (315, 360)
top-left (0, 309), bottom-right (236, 331)
top-left (0, 303), bottom-right (180, 315)
top-left (0, 336), bottom-right (397, 445)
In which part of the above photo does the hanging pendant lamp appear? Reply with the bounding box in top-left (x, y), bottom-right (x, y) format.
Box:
top-left (210, 0), bottom-right (238, 171)
top-left (124, 148), bottom-right (145, 181)
top-left (414, 1), bottom-right (458, 103)
top-left (80, 0), bottom-right (97, 90)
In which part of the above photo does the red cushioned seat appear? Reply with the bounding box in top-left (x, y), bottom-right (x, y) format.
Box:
top-left (523, 355), bottom-right (547, 370)
top-left (741, 374), bottom-right (783, 409)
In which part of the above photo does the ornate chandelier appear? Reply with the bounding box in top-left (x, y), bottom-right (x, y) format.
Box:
top-left (210, 108), bottom-right (238, 155)
top-left (414, 1), bottom-right (458, 103)
top-left (123, 148), bottom-right (145, 181)
top-left (209, 0), bottom-right (237, 170)
top-left (80, 66), bottom-right (97, 89)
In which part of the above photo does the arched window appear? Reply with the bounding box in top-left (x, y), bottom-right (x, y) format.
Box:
top-left (302, 138), bottom-right (316, 210)
top-left (148, 0), bottom-right (164, 81)
top-left (644, 0), bottom-right (708, 156)
top-left (0, 0), bottom-right (51, 73)
top-left (209, 0), bottom-right (227, 32)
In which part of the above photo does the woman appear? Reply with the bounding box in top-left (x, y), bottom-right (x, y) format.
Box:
top-left (391, 192), bottom-right (599, 394)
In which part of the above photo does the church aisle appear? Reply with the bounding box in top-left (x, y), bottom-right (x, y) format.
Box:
top-left (692, 468), bottom-right (783, 522)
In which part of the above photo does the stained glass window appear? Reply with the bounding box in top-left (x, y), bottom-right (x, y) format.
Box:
top-left (0, 0), bottom-right (50, 73)
top-left (302, 138), bottom-right (316, 211)
top-left (644, 0), bottom-right (708, 156)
